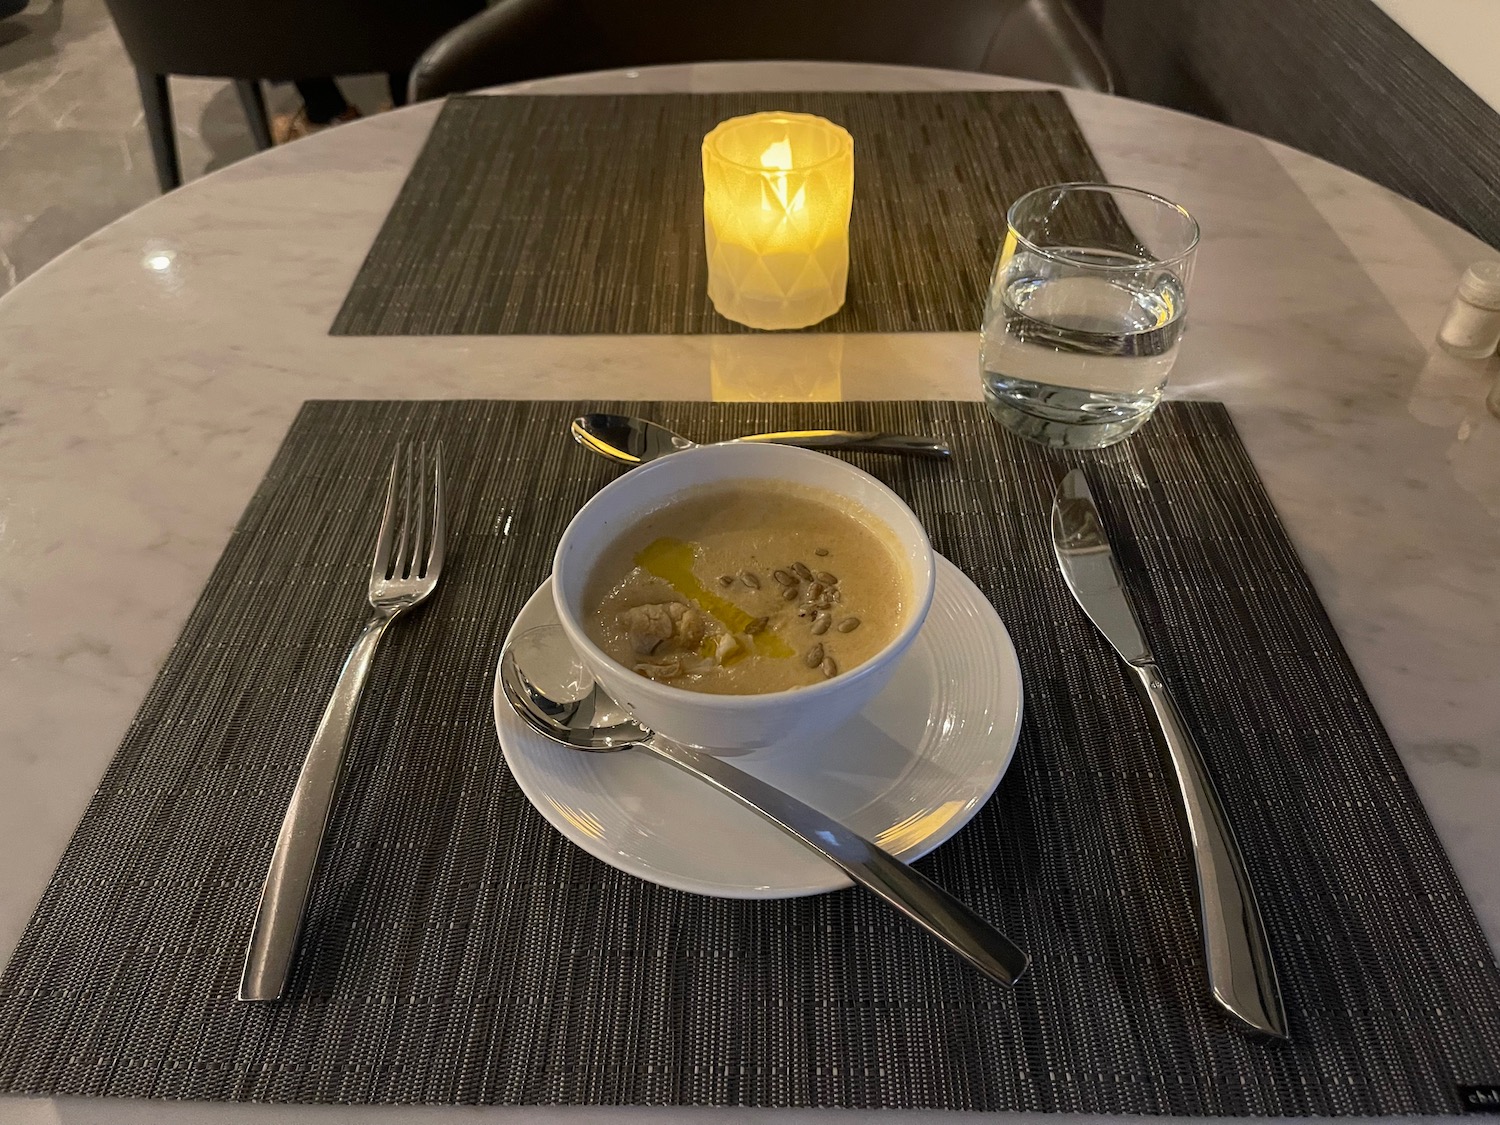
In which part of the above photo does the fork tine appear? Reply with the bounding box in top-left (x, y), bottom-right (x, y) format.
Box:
top-left (371, 447), bottom-right (401, 579)
top-left (427, 442), bottom-right (445, 579)
top-left (412, 441), bottom-right (428, 578)
top-left (392, 444), bottom-right (412, 579)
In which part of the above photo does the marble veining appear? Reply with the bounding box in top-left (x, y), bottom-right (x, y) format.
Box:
top-left (0, 61), bottom-right (1497, 1125)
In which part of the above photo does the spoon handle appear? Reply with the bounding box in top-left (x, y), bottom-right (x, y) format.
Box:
top-left (736, 430), bottom-right (952, 459)
top-left (642, 736), bottom-right (1029, 985)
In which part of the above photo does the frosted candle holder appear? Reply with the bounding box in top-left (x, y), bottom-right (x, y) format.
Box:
top-left (702, 111), bottom-right (854, 330)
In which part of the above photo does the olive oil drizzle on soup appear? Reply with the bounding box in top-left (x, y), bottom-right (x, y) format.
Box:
top-left (583, 482), bottom-right (908, 695)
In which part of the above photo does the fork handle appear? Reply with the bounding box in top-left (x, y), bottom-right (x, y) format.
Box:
top-left (239, 613), bottom-right (394, 1001)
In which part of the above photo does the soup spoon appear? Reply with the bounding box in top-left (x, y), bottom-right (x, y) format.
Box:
top-left (499, 625), bottom-right (1029, 986)
top-left (571, 413), bottom-right (952, 466)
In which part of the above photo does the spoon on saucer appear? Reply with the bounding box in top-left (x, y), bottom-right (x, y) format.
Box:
top-left (571, 413), bottom-right (952, 466)
top-left (499, 625), bottom-right (1029, 986)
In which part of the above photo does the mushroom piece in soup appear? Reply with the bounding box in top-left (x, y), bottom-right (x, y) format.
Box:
top-left (583, 481), bottom-right (909, 695)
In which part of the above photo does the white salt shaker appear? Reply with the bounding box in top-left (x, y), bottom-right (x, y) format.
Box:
top-left (1438, 261), bottom-right (1500, 359)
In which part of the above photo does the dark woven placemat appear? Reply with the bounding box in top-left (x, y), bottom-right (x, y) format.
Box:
top-left (330, 91), bottom-right (1110, 336)
top-left (2, 400), bottom-right (1498, 1111)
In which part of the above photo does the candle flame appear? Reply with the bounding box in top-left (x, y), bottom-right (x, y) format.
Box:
top-left (760, 138), bottom-right (793, 171)
top-left (760, 137), bottom-right (805, 214)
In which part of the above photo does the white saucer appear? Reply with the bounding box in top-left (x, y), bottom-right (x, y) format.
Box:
top-left (491, 554), bottom-right (1023, 899)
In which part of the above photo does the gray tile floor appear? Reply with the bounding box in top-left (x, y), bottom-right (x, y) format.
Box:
top-left (0, 0), bottom-right (387, 297)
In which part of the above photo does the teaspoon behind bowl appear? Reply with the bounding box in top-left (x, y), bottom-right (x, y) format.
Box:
top-left (500, 625), bottom-right (1029, 987)
top-left (571, 413), bottom-right (952, 466)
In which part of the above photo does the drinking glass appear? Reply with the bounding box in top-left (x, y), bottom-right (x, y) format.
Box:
top-left (980, 183), bottom-right (1199, 449)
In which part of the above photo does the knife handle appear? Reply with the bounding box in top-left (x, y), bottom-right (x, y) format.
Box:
top-left (1130, 662), bottom-right (1288, 1039)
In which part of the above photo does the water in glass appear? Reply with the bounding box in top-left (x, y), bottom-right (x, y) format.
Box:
top-left (982, 249), bottom-right (1186, 448)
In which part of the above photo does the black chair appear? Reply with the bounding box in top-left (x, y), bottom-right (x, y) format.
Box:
top-left (409, 0), bottom-right (1115, 103)
top-left (102, 0), bottom-right (483, 192)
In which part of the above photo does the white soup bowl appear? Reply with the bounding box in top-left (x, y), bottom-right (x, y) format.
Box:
top-left (551, 442), bottom-right (936, 753)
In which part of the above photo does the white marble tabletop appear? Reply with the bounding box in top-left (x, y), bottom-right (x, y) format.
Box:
top-left (1, 61), bottom-right (1497, 1125)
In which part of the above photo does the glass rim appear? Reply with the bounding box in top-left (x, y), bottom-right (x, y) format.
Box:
top-left (1005, 181), bottom-right (1200, 270)
top-left (702, 111), bottom-right (854, 174)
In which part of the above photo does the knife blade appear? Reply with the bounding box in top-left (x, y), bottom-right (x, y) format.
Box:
top-left (1051, 468), bottom-right (1287, 1040)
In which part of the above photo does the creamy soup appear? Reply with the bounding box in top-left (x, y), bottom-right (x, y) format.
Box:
top-left (583, 481), bottom-right (909, 695)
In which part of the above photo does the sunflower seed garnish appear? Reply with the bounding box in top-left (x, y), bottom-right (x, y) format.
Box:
top-left (814, 570), bottom-right (837, 585)
top-left (739, 570), bottom-right (761, 589)
top-left (810, 612), bottom-right (831, 635)
top-left (804, 643), bottom-right (824, 668)
top-left (717, 575), bottom-right (735, 587)
top-left (820, 656), bottom-right (839, 678)
top-left (772, 569), bottom-right (796, 587)
top-left (837, 616), bottom-right (860, 633)
top-left (806, 582), bottom-right (826, 601)
top-left (782, 586), bottom-right (799, 601)
top-left (791, 561), bottom-right (813, 581)
top-left (814, 547), bottom-right (830, 557)
top-left (744, 615), bottom-right (768, 634)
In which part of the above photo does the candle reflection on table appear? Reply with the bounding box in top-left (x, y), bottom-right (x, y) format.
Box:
top-left (710, 333), bottom-right (844, 401)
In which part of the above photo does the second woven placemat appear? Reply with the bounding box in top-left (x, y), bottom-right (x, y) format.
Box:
top-left (2, 400), bottom-right (1498, 1111)
top-left (331, 91), bottom-right (1108, 336)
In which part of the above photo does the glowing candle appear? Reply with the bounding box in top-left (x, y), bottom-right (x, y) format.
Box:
top-left (702, 111), bottom-right (854, 330)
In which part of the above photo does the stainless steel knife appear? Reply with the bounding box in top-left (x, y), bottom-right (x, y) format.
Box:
top-left (1050, 468), bottom-right (1287, 1040)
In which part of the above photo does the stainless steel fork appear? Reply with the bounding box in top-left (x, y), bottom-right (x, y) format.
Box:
top-left (239, 443), bottom-right (445, 1001)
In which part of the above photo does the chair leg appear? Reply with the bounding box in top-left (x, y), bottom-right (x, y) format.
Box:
top-left (234, 79), bottom-right (273, 151)
top-left (133, 69), bottom-right (181, 192)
